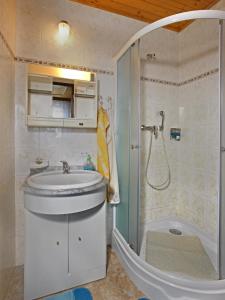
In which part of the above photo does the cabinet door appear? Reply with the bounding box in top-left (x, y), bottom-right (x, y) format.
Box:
top-left (68, 203), bottom-right (106, 279)
top-left (24, 212), bottom-right (68, 299)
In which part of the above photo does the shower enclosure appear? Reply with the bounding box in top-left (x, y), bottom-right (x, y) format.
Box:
top-left (113, 10), bottom-right (225, 300)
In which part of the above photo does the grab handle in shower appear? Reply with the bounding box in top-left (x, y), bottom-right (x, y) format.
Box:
top-left (159, 111), bottom-right (165, 131)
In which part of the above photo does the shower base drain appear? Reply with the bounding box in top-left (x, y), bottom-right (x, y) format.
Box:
top-left (169, 228), bottom-right (182, 235)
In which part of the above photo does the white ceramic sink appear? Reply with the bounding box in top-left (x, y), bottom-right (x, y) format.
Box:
top-left (24, 170), bottom-right (106, 215)
top-left (27, 170), bottom-right (103, 191)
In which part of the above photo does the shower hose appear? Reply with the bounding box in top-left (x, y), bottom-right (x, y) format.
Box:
top-left (145, 130), bottom-right (171, 191)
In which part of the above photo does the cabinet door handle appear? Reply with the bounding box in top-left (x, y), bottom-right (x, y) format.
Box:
top-left (79, 122), bottom-right (84, 126)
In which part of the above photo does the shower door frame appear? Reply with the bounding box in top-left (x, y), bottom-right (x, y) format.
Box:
top-left (219, 19), bottom-right (225, 280)
top-left (114, 9), bottom-right (225, 280)
top-left (114, 41), bottom-right (141, 254)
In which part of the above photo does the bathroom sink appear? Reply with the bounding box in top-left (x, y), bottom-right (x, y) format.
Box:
top-left (27, 170), bottom-right (103, 191)
top-left (24, 170), bottom-right (106, 215)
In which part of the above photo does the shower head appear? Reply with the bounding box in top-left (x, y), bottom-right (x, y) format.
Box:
top-left (160, 111), bottom-right (165, 117)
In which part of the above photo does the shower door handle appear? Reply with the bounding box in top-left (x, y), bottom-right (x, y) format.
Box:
top-left (221, 147), bottom-right (225, 152)
top-left (131, 144), bottom-right (139, 150)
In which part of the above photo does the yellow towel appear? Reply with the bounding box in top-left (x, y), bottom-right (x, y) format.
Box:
top-left (97, 107), bottom-right (110, 180)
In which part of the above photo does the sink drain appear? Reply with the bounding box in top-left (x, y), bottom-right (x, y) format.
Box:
top-left (169, 228), bottom-right (182, 235)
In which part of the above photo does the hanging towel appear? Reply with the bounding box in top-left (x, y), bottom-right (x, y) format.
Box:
top-left (97, 107), bottom-right (110, 180)
top-left (97, 106), bottom-right (120, 203)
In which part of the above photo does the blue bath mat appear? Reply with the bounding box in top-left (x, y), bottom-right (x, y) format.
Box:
top-left (46, 288), bottom-right (93, 300)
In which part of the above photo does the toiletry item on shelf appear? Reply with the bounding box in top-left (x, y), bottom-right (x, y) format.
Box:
top-left (83, 154), bottom-right (95, 171)
top-left (30, 158), bottom-right (49, 174)
top-left (30, 158), bottom-right (49, 169)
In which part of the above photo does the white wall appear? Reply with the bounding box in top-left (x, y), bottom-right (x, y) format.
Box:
top-left (0, 0), bottom-right (16, 51)
top-left (0, 0), bottom-right (16, 298)
top-left (15, 0), bottom-right (147, 265)
top-left (177, 18), bottom-right (220, 241)
top-left (16, 0), bottom-right (145, 70)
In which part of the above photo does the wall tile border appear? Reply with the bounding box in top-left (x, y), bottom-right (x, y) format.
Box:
top-left (141, 68), bottom-right (219, 87)
top-left (0, 30), bottom-right (15, 59)
top-left (178, 68), bottom-right (219, 86)
top-left (141, 76), bottom-right (177, 86)
top-left (15, 56), bottom-right (218, 85)
top-left (15, 56), bottom-right (114, 76)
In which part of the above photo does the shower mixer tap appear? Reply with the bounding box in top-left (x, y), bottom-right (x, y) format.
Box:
top-left (140, 125), bottom-right (154, 131)
top-left (141, 110), bottom-right (165, 136)
top-left (141, 125), bottom-right (158, 137)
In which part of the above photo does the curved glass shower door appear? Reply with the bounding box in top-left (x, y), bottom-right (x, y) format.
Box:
top-left (115, 41), bottom-right (140, 253)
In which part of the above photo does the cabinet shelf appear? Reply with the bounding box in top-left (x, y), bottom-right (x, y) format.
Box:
top-left (74, 94), bottom-right (95, 98)
top-left (52, 96), bottom-right (72, 101)
top-left (28, 89), bottom-right (52, 95)
top-left (27, 116), bottom-right (97, 128)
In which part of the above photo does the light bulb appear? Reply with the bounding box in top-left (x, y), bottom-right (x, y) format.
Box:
top-left (58, 20), bottom-right (70, 42)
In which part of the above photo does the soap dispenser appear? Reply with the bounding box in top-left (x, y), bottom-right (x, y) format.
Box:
top-left (83, 154), bottom-right (95, 171)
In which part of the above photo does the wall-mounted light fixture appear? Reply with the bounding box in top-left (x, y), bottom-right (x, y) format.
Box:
top-left (28, 64), bottom-right (92, 82)
top-left (58, 20), bottom-right (70, 42)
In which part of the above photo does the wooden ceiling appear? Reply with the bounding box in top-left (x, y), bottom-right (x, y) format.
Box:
top-left (71, 0), bottom-right (220, 31)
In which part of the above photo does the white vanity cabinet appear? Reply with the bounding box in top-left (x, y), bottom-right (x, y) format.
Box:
top-left (25, 214), bottom-right (69, 298)
top-left (24, 190), bottom-right (106, 300)
top-left (68, 205), bottom-right (106, 279)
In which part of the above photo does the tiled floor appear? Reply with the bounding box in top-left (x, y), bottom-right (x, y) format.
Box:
top-left (5, 248), bottom-right (145, 300)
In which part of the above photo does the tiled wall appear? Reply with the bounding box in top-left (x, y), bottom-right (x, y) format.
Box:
top-left (0, 0), bottom-right (16, 298)
top-left (177, 19), bottom-right (220, 241)
top-left (141, 18), bottom-right (220, 242)
top-left (15, 0), bottom-right (147, 265)
top-left (140, 28), bottom-right (179, 225)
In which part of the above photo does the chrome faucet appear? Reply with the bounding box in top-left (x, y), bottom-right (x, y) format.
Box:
top-left (60, 160), bottom-right (70, 174)
top-left (141, 110), bottom-right (165, 138)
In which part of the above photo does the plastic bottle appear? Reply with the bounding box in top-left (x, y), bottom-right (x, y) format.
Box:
top-left (83, 154), bottom-right (95, 171)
